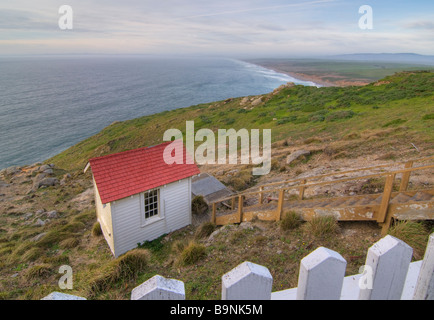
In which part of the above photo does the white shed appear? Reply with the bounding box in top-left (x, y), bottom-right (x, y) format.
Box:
top-left (87, 141), bottom-right (200, 257)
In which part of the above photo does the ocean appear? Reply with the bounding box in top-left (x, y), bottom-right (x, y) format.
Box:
top-left (0, 56), bottom-right (317, 169)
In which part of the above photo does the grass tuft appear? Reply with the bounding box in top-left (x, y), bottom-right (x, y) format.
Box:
top-left (307, 215), bottom-right (339, 237)
top-left (280, 211), bottom-right (303, 231)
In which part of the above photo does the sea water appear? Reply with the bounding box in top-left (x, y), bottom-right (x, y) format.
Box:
top-left (0, 55), bottom-right (317, 168)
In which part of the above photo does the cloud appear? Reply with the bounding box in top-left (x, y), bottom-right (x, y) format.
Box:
top-left (0, 0), bottom-right (433, 55)
top-left (405, 20), bottom-right (434, 30)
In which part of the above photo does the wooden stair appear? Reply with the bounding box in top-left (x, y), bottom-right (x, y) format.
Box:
top-left (211, 156), bottom-right (434, 235)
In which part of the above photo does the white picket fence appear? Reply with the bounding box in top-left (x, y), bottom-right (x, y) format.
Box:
top-left (43, 233), bottom-right (434, 300)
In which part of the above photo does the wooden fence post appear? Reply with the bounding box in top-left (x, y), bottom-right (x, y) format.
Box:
top-left (378, 173), bottom-right (396, 235)
top-left (358, 235), bottom-right (413, 300)
top-left (238, 195), bottom-right (244, 223)
top-left (211, 203), bottom-right (216, 224)
top-left (259, 186), bottom-right (264, 204)
top-left (413, 233), bottom-right (434, 300)
top-left (222, 261), bottom-right (273, 300)
top-left (296, 247), bottom-right (347, 300)
top-left (231, 196), bottom-right (236, 210)
top-left (276, 189), bottom-right (285, 221)
top-left (131, 275), bottom-right (185, 300)
top-left (399, 161), bottom-right (413, 192)
top-left (299, 179), bottom-right (306, 200)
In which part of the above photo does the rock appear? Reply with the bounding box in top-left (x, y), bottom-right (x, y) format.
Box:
top-left (286, 149), bottom-right (311, 165)
top-left (251, 97), bottom-right (263, 106)
top-left (42, 168), bottom-right (54, 174)
top-left (240, 97), bottom-right (249, 106)
top-left (35, 209), bottom-right (45, 215)
top-left (31, 232), bottom-right (47, 242)
top-left (23, 212), bottom-right (33, 220)
top-left (60, 173), bottom-right (72, 185)
top-left (207, 225), bottom-right (236, 242)
top-left (272, 82), bottom-right (295, 95)
top-left (2, 166), bottom-right (21, 176)
top-left (46, 210), bottom-right (58, 219)
top-left (35, 218), bottom-right (46, 226)
top-left (33, 177), bottom-right (59, 190)
top-left (38, 164), bottom-right (51, 172)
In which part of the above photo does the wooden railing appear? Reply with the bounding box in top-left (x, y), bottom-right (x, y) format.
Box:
top-left (211, 156), bottom-right (434, 235)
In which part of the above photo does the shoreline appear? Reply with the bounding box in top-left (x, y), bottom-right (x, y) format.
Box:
top-left (246, 60), bottom-right (372, 87)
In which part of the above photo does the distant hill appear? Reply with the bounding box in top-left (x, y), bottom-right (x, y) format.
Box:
top-left (327, 53), bottom-right (434, 65)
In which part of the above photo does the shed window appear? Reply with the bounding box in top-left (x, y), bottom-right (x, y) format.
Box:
top-left (143, 189), bottom-right (159, 219)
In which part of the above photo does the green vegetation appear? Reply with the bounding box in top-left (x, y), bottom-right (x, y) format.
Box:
top-left (307, 216), bottom-right (339, 238)
top-left (388, 221), bottom-right (432, 259)
top-left (191, 195), bottom-right (208, 215)
top-left (280, 211), bottom-right (303, 231)
top-left (49, 71), bottom-right (434, 172)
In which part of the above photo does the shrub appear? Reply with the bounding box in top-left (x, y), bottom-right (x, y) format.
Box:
top-left (388, 221), bottom-right (430, 259)
top-left (281, 211), bottom-right (303, 231)
top-left (195, 222), bottom-right (216, 239)
top-left (177, 241), bottom-right (206, 266)
top-left (326, 110), bottom-right (355, 121)
top-left (224, 118), bottom-right (235, 125)
top-left (24, 264), bottom-right (53, 281)
top-left (22, 247), bottom-right (44, 262)
top-left (422, 113), bottom-right (434, 120)
top-left (308, 215), bottom-right (338, 237)
top-left (382, 118), bottom-right (407, 127)
top-left (60, 237), bottom-right (80, 249)
top-left (91, 221), bottom-right (103, 237)
top-left (191, 195), bottom-right (208, 215)
top-left (88, 249), bottom-right (149, 296)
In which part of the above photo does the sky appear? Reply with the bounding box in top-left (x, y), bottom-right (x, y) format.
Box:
top-left (1, 0), bottom-right (433, 57)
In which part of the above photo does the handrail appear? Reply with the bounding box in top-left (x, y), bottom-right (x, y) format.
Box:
top-left (214, 162), bottom-right (434, 204)
top-left (251, 155), bottom-right (434, 193)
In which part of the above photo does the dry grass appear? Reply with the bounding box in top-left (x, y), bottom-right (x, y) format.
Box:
top-left (91, 221), bottom-right (103, 237)
top-left (87, 248), bottom-right (150, 297)
top-left (176, 241), bottom-right (207, 266)
top-left (388, 220), bottom-right (431, 260)
top-left (307, 215), bottom-right (339, 238)
top-left (194, 222), bottom-right (216, 239)
top-left (280, 211), bottom-right (303, 231)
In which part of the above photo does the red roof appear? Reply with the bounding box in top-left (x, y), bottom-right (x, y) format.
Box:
top-left (89, 140), bottom-right (199, 204)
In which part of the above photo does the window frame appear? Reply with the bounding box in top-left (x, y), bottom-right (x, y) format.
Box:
top-left (140, 188), bottom-right (162, 226)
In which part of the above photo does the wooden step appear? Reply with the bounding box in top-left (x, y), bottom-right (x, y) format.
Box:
top-left (390, 193), bottom-right (413, 204)
top-left (410, 191), bottom-right (433, 202)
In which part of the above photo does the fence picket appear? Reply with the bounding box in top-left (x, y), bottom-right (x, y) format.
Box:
top-left (296, 247), bottom-right (347, 300)
top-left (130, 275), bottom-right (185, 300)
top-left (413, 233), bottom-right (434, 300)
top-left (358, 235), bottom-right (413, 300)
top-left (221, 261), bottom-right (273, 300)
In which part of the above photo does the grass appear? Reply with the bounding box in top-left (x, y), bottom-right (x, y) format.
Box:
top-left (176, 241), bottom-right (207, 266)
top-left (280, 211), bottom-right (303, 231)
top-left (87, 249), bottom-right (149, 298)
top-left (0, 71), bottom-right (433, 300)
top-left (307, 216), bottom-right (339, 238)
top-left (388, 220), bottom-right (431, 260)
